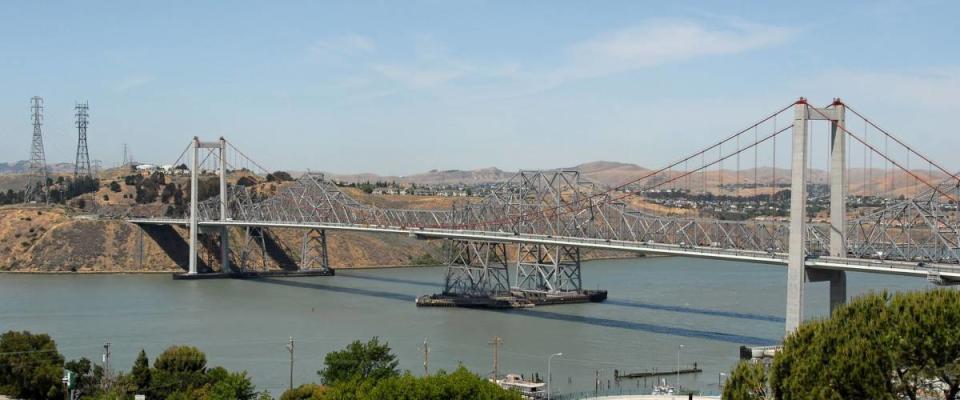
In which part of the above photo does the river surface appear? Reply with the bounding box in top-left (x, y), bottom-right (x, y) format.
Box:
top-left (0, 257), bottom-right (931, 396)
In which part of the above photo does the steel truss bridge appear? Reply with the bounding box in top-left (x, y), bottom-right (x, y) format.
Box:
top-left (128, 99), bottom-right (960, 333)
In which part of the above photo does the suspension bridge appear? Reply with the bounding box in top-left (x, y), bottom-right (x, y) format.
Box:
top-left (125, 98), bottom-right (960, 333)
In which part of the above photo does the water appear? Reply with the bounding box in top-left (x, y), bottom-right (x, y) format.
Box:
top-left (0, 257), bottom-right (931, 396)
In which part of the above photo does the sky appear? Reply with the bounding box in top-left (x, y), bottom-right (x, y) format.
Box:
top-left (1, 0), bottom-right (958, 175)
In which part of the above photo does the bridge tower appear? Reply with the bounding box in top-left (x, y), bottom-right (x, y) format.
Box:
top-left (785, 98), bottom-right (847, 333)
top-left (188, 137), bottom-right (230, 275)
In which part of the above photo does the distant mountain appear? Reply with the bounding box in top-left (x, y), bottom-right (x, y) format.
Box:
top-left (316, 160), bottom-right (947, 198)
top-left (322, 167), bottom-right (514, 186)
top-left (0, 161), bottom-right (75, 175)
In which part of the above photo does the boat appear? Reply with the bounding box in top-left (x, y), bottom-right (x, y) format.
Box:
top-left (651, 378), bottom-right (676, 395)
top-left (494, 373), bottom-right (547, 399)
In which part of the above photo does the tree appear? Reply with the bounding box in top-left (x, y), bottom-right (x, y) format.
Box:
top-left (280, 383), bottom-right (326, 400)
top-left (723, 361), bottom-right (769, 400)
top-left (0, 331), bottom-right (64, 400)
top-left (152, 345), bottom-right (209, 398)
top-left (202, 367), bottom-right (257, 400)
top-left (64, 357), bottom-right (104, 398)
top-left (267, 171), bottom-right (293, 182)
top-left (237, 176), bottom-right (258, 187)
top-left (725, 289), bottom-right (960, 400)
top-left (319, 337), bottom-right (400, 385)
top-left (327, 366), bottom-right (522, 400)
top-left (130, 349), bottom-right (151, 394)
top-left (109, 181), bottom-right (122, 192)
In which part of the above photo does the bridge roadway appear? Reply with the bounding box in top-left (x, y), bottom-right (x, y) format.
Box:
top-left (127, 217), bottom-right (960, 282)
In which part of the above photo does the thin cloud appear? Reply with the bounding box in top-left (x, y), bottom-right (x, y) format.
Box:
top-left (307, 34), bottom-right (376, 62)
top-left (373, 64), bottom-right (467, 88)
top-left (559, 19), bottom-right (798, 80)
top-left (113, 74), bottom-right (154, 92)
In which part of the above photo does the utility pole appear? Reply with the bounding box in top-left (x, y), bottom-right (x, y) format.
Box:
top-left (489, 336), bottom-right (502, 381)
top-left (101, 342), bottom-right (111, 391)
top-left (286, 337), bottom-right (294, 392)
top-left (422, 338), bottom-right (430, 376)
top-left (122, 143), bottom-right (129, 167)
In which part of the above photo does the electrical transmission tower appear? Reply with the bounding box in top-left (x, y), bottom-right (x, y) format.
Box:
top-left (24, 96), bottom-right (48, 203)
top-left (74, 101), bottom-right (91, 179)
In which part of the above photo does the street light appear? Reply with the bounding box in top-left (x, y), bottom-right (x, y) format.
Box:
top-left (547, 352), bottom-right (562, 400)
top-left (676, 344), bottom-right (684, 389)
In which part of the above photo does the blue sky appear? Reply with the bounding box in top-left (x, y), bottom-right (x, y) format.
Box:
top-left (1, 1), bottom-right (958, 174)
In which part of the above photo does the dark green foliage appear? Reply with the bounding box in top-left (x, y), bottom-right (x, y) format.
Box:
top-left (319, 337), bottom-right (400, 385)
top-left (0, 331), bottom-right (64, 400)
top-left (237, 176), bottom-right (259, 187)
top-left (197, 177), bottom-right (221, 202)
top-left (109, 181), bottom-right (121, 192)
top-left (280, 383), bottom-right (326, 400)
top-left (161, 183), bottom-right (178, 203)
top-left (724, 289), bottom-right (960, 399)
top-left (327, 367), bottom-right (522, 400)
top-left (63, 357), bottom-right (104, 397)
top-left (723, 361), bottom-right (769, 400)
top-left (130, 349), bottom-right (151, 394)
top-left (267, 171), bottom-right (294, 182)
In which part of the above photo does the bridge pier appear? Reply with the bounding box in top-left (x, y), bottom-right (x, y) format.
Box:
top-left (514, 243), bottom-right (583, 294)
top-left (807, 269), bottom-right (846, 313)
top-left (442, 240), bottom-right (511, 297)
top-left (300, 228), bottom-right (331, 272)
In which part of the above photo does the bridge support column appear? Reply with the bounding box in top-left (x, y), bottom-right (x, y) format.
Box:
top-left (513, 243), bottom-right (582, 293)
top-left (300, 228), bottom-right (331, 272)
top-left (807, 269), bottom-right (847, 313)
top-left (219, 137), bottom-right (230, 273)
top-left (786, 99), bottom-right (810, 333)
top-left (442, 240), bottom-right (510, 297)
top-left (188, 137), bottom-right (200, 275)
top-left (829, 100), bottom-right (847, 261)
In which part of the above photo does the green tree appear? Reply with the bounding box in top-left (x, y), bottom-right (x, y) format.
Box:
top-left (280, 383), bottom-right (326, 400)
top-left (109, 181), bottom-right (122, 192)
top-left (130, 349), bottom-right (151, 394)
top-left (319, 337), bottom-right (400, 385)
top-left (725, 289), bottom-right (960, 400)
top-left (0, 331), bottom-right (64, 400)
top-left (723, 361), bottom-right (770, 400)
top-left (152, 345), bottom-right (209, 398)
top-left (328, 366), bottom-right (522, 400)
top-left (202, 367), bottom-right (257, 400)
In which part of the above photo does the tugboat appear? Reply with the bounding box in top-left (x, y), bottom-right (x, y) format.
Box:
top-left (494, 373), bottom-right (547, 399)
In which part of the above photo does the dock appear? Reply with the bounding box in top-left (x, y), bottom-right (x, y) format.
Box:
top-left (615, 363), bottom-right (702, 379)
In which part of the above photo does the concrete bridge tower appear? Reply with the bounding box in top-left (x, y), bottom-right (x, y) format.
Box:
top-left (785, 98), bottom-right (847, 333)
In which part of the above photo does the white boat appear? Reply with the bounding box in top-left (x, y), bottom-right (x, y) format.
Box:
top-left (651, 378), bottom-right (676, 395)
top-left (494, 374), bottom-right (547, 399)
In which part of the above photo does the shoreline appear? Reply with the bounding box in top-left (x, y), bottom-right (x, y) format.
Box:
top-left (0, 255), bottom-right (654, 275)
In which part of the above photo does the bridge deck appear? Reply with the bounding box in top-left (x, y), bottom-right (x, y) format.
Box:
top-left (126, 218), bottom-right (960, 282)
